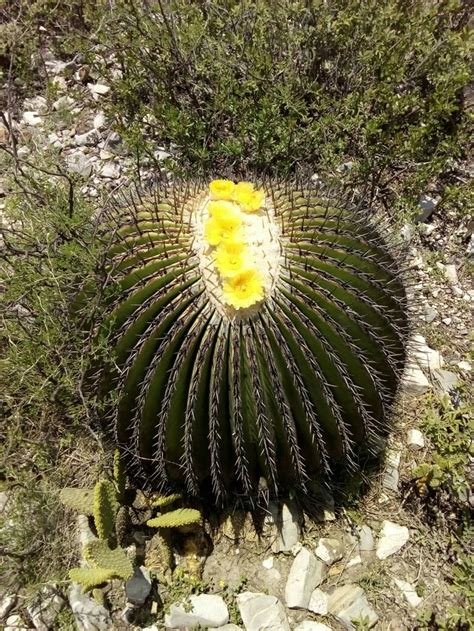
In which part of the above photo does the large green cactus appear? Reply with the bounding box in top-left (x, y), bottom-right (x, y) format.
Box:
top-left (96, 178), bottom-right (409, 503)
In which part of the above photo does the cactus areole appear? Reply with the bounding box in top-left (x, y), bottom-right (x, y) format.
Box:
top-left (97, 178), bottom-right (410, 504)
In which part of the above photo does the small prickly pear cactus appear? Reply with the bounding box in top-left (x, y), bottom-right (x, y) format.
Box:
top-left (69, 567), bottom-right (119, 592)
top-left (83, 540), bottom-right (133, 579)
top-left (97, 178), bottom-right (409, 503)
top-left (59, 488), bottom-right (94, 515)
top-left (147, 508), bottom-right (201, 529)
top-left (113, 449), bottom-right (127, 503)
top-left (93, 479), bottom-right (118, 541)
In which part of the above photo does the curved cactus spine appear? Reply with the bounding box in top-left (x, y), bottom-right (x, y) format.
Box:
top-left (96, 178), bottom-right (410, 503)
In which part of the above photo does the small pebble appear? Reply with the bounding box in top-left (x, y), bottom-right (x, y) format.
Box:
top-left (407, 429), bottom-right (425, 450)
top-left (262, 557), bottom-right (274, 570)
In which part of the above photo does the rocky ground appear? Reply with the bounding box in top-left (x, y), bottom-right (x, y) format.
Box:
top-left (0, 48), bottom-right (472, 631)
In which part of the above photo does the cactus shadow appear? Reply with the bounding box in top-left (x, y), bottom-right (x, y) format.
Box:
top-left (206, 444), bottom-right (390, 545)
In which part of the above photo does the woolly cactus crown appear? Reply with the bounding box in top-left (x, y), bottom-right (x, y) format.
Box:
top-left (96, 177), bottom-right (409, 505)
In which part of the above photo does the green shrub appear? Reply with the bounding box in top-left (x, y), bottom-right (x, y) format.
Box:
top-left (0, 159), bottom-right (110, 586)
top-left (92, 0), bottom-right (471, 211)
top-left (412, 393), bottom-right (473, 506)
top-left (0, 158), bottom-right (111, 435)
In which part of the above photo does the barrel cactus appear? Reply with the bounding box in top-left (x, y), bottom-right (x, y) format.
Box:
top-left (96, 178), bottom-right (409, 504)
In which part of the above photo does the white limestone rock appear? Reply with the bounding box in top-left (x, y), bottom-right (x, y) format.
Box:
top-left (89, 84), bottom-right (110, 96)
top-left (93, 112), bottom-right (106, 130)
top-left (5, 614), bottom-right (29, 631)
top-left (295, 623), bottom-right (333, 631)
top-left (423, 305), bottom-right (438, 323)
top-left (0, 491), bottom-right (9, 512)
top-left (393, 578), bottom-right (422, 608)
top-left (315, 538), bottom-right (345, 565)
top-left (77, 514), bottom-right (97, 549)
top-left (411, 335), bottom-right (443, 371)
top-left (383, 449), bottom-right (401, 492)
top-left (0, 595), bottom-right (16, 621)
top-left (165, 594), bottom-right (229, 629)
top-left (376, 521), bottom-right (410, 560)
top-left (285, 547), bottom-right (328, 609)
top-left (418, 194), bottom-right (438, 220)
top-left (66, 151), bottom-right (93, 177)
top-left (236, 592), bottom-right (290, 631)
top-left (357, 525), bottom-right (375, 552)
top-left (402, 365), bottom-right (431, 395)
top-left (347, 554), bottom-right (362, 568)
top-left (74, 129), bottom-right (100, 147)
top-left (53, 96), bottom-right (75, 110)
top-left (432, 368), bottom-right (459, 395)
top-left (444, 264), bottom-right (458, 285)
top-left (268, 501), bottom-right (301, 553)
top-left (27, 585), bottom-right (65, 630)
top-left (407, 429), bottom-right (425, 450)
top-left (22, 111), bottom-right (43, 126)
top-left (23, 96), bottom-right (48, 113)
top-left (262, 557), bottom-right (274, 569)
top-left (97, 161), bottom-right (120, 179)
top-left (328, 584), bottom-right (378, 630)
top-left (68, 584), bottom-right (111, 631)
top-left (308, 588), bottom-right (328, 615)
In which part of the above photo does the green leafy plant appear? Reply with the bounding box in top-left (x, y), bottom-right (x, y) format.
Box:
top-left (92, 0), bottom-right (471, 214)
top-left (411, 395), bottom-right (472, 629)
top-left (97, 179), bottom-right (409, 504)
top-left (412, 394), bottom-right (473, 502)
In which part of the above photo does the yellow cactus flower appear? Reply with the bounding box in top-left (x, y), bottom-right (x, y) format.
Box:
top-left (234, 182), bottom-right (265, 213)
top-left (233, 181), bottom-right (254, 198)
top-left (215, 240), bottom-right (248, 278)
top-left (223, 268), bottom-right (264, 309)
top-left (208, 200), bottom-right (240, 222)
top-left (204, 213), bottom-right (242, 246)
top-left (209, 179), bottom-right (235, 201)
